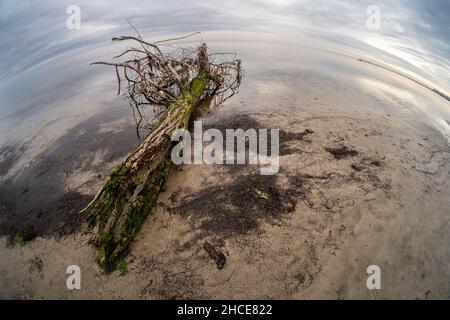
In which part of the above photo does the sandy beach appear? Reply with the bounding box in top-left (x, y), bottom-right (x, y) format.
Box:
top-left (1, 86), bottom-right (449, 298)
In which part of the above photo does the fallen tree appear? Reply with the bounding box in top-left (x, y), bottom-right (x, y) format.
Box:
top-left (83, 32), bottom-right (241, 270)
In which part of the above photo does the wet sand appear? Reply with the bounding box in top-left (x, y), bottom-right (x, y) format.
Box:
top-left (1, 91), bottom-right (449, 299)
top-left (0, 105), bottom-right (138, 238)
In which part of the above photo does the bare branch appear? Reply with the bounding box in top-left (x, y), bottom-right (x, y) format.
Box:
top-left (92, 32), bottom-right (242, 134)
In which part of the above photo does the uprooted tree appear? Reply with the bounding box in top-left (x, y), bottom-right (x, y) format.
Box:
top-left (82, 32), bottom-right (241, 270)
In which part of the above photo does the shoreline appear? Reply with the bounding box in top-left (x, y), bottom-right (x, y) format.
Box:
top-left (1, 100), bottom-right (449, 299)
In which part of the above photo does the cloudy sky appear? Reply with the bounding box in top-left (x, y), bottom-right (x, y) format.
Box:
top-left (0, 0), bottom-right (449, 113)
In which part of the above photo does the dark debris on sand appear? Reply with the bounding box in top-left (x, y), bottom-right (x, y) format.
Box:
top-left (325, 145), bottom-right (358, 160)
top-left (170, 170), bottom-right (307, 238)
top-left (204, 114), bottom-right (314, 156)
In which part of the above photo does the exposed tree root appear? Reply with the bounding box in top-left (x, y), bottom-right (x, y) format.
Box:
top-left (84, 31), bottom-right (241, 270)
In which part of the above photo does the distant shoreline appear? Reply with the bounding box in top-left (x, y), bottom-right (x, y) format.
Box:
top-left (357, 58), bottom-right (450, 103)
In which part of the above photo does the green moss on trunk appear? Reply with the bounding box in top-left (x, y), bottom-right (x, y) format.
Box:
top-left (85, 72), bottom-right (210, 271)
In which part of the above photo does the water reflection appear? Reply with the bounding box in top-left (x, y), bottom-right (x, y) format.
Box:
top-left (0, 0), bottom-right (449, 164)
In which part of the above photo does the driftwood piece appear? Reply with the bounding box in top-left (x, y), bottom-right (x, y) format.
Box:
top-left (204, 241), bottom-right (227, 269)
top-left (83, 32), bottom-right (241, 270)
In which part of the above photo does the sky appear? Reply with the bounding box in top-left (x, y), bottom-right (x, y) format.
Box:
top-left (0, 0), bottom-right (449, 117)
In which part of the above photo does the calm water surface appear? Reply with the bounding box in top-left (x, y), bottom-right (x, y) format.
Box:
top-left (0, 0), bottom-right (449, 160)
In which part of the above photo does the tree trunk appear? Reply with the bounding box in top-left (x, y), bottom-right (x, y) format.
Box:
top-left (84, 70), bottom-right (211, 270)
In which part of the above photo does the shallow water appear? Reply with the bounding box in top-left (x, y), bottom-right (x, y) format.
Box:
top-left (0, 1), bottom-right (449, 179)
top-left (0, 1), bottom-right (450, 159)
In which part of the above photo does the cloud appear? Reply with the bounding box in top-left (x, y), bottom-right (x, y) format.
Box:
top-left (0, 0), bottom-right (448, 95)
